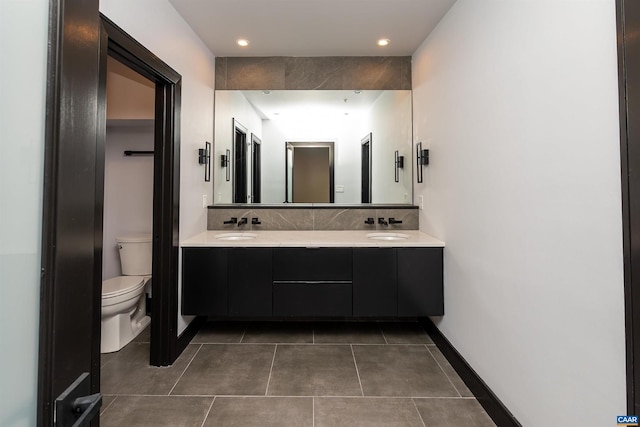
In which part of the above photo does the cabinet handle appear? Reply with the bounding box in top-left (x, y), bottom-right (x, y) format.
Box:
top-left (273, 280), bottom-right (352, 285)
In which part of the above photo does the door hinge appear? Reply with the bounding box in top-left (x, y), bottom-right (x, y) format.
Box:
top-left (54, 372), bottom-right (102, 427)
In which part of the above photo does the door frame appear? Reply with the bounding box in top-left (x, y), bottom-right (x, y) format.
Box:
top-left (38, 10), bottom-right (182, 425)
top-left (617, 0), bottom-right (640, 414)
top-left (361, 133), bottom-right (372, 203)
top-left (251, 133), bottom-right (262, 203)
top-left (99, 15), bottom-right (182, 367)
top-left (284, 141), bottom-right (335, 203)
top-left (232, 118), bottom-right (248, 203)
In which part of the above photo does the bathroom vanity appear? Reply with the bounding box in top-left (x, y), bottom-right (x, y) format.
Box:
top-left (180, 231), bottom-right (444, 318)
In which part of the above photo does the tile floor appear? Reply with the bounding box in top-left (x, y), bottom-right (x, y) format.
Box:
top-left (100, 321), bottom-right (495, 427)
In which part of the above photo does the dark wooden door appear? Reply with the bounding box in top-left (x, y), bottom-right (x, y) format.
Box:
top-left (39, 9), bottom-right (184, 425)
top-left (361, 134), bottom-right (372, 203)
top-left (618, 0), bottom-right (640, 413)
top-left (252, 135), bottom-right (262, 203)
top-left (38, 0), bottom-right (103, 425)
top-left (233, 124), bottom-right (247, 203)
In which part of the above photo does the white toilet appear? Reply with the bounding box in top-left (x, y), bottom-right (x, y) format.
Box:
top-left (101, 234), bottom-right (152, 353)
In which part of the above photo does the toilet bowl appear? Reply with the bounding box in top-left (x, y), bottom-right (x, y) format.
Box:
top-left (101, 234), bottom-right (152, 353)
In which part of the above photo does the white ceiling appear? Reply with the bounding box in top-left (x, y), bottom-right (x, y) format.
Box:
top-left (168, 0), bottom-right (457, 57)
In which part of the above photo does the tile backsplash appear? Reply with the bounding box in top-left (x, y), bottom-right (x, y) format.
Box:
top-left (208, 206), bottom-right (418, 231)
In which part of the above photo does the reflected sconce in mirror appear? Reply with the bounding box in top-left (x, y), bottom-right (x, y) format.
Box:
top-left (220, 149), bottom-right (231, 181)
top-left (199, 141), bottom-right (211, 182)
top-left (394, 150), bottom-right (404, 183)
top-left (416, 142), bottom-right (429, 183)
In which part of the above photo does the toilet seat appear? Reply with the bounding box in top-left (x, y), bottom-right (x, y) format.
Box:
top-left (102, 276), bottom-right (146, 306)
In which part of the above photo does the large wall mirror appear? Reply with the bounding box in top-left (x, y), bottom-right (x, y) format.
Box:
top-left (213, 90), bottom-right (412, 205)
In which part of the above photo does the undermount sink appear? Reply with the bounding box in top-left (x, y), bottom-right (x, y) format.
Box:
top-left (366, 232), bottom-right (410, 241)
top-left (215, 232), bottom-right (258, 241)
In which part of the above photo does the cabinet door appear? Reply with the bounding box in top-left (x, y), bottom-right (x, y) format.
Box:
top-left (397, 248), bottom-right (444, 316)
top-left (228, 248), bottom-right (273, 316)
top-left (353, 248), bottom-right (397, 317)
top-left (273, 282), bottom-right (352, 317)
top-left (273, 248), bottom-right (352, 281)
top-left (182, 248), bottom-right (228, 316)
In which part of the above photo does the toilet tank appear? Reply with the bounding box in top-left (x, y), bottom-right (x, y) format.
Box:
top-left (116, 234), bottom-right (152, 276)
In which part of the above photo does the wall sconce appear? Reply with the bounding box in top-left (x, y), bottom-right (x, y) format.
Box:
top-left (199, 141), bottom-right (211, 182)
top-left (220, 148), bottom-right (231, 181)
top-left (394, 150), bottom-right (404, 183)
top-left (416, 142), bottom-right (429, 183)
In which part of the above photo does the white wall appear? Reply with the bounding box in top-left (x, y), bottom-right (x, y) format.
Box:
top-left (412, 1), bottom-right (625, 426)
top-left (100, 0), bottom-right (216, 334)
top-left (213, 91), bottom-right (263, 203)
top-left (365, 90), bottom-right (412, 203)
top-left (103, 123), bottom-right (154, 279)
top-left (106, 60), bottom-right (155, 120)
top-left (0, 0), bottom-right (48, 425)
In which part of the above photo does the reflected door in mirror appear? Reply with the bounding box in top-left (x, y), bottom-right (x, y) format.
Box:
top-left (252, 134), bottom-right (261, 203)
top-left (361, 133), bottom-right (372, 203)
top-left (286, 142), bottom-right (335, 203)
top-left (233, 119), bottom-right (248, 203)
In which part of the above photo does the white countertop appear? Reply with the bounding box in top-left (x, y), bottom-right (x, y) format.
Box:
top-left (181, 230), bottom-right (445, 248)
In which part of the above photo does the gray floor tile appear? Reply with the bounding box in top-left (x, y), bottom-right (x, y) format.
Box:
top-left (101, 343), bottom-right (198, 395)
top-left (314, 322), bottom-right (386, 344)
top-left (192, 321), bottom-right (248, 343)
top-left (413, 398), bottom-right (496, 427)
top-left (243, 321), bottom-right (313, 343)
top-left (315, 397), bottom-right (424, 427)
top-left (133, 325), bottom-right (150, 343)
top-left (100, 395), bottom-right (213, 427)
top-left (100, 395), bottom-right (117, 416)
top-left (101, 352), bottom-right (116, 369)
top-left (268, 345), bottom-right (362, 396)
top-left (379, 322), bottom-right (433, 344)
top-left (427, 346), bottom-right (473, 397)
top-left (171, 344), bottom-right (274, 395)
top-left (353, 345), bottom-right (458, 397)
top-left (203, 397), bottom-right (313, 427)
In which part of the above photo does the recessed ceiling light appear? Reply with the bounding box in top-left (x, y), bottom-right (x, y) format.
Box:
top-left (262, 90), bottom-right (271, 95)
top-left (237, 39), bottom-right (249, 47)
top-left (377, 38), bottom-right (390, 47)
top-left (354, 90), bottom-right (361, 94)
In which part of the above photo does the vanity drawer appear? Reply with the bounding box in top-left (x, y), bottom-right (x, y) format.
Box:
top-left (273, 248), bottom-right (352, 281)
top-left (273, 281), bottom-right (352, 317)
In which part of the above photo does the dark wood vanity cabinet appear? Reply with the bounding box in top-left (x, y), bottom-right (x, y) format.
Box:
top-left (397, 248), bottom-right (444, 316)
top-left (352, 248), bottom-right (444, 317)
top-left (273, 248), bottom-right (353, 316)
top-left (182, 247), bottom-right (228, 316)
top-left (182, 246), bottom-right (443, 318)
top-left (228, 248), bottom-right (272, 316)
top-left (353, 248), bottom-right (397, 316)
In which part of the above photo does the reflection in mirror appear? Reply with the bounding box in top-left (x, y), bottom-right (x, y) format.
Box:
top-left (285, 142), bottom-right (335, 203)
top-left (232, 119), bottom-right (247, 203)
top-left (214, 90), bottom-right (412, 204)
top-left (361, 133), bottom-right (372, 203)
top-left (251, 134), bottom-right (262, 203)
